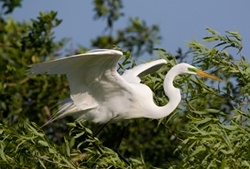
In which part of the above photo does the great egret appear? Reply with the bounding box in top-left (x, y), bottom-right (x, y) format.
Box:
top-left (28, 49), bottom-right (220, 125)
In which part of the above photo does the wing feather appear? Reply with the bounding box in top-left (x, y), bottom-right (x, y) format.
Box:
top-left (122, 59), bottom-right (167, 83)
top-left (28, 49), bottom-right (167, 123)
top-left (28, 49), bottom-right (131, 110)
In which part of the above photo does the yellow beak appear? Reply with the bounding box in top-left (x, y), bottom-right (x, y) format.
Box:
top-left (196, 70), bottom-right (222, 81)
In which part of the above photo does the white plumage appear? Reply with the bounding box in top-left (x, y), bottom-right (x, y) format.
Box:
top-left (28, 49), bottom-right (220, 125)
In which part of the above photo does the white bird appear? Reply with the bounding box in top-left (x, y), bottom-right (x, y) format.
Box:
top-left (28, 49), bottom-right (221, 125)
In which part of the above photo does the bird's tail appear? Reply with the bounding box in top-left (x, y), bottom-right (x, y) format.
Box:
top-left (42, 98), bottom-right (80, 127)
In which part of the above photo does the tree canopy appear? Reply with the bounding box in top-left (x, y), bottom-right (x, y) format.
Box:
top-left (0, 1), bottom-right (249, 168)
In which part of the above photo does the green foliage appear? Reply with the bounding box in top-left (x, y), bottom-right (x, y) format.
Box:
top-left (167, 28), bottom-right (250, 168)
top-left (93, 0), bottom-right (123, 29)
top-left (91, 17), bottom-right (161, 57)
top-left (0, 0), bottom-right (22, 14)
top-left (0, 122), bottom-right (145, 168)
top-left (0, 1), bottom-right (249, 168)
top-left (91, 0), bottom-right (161, 57)
top-left (0, 122), bottom-right (76, 168)
top-left (116, 17), bottom-right (161, 56)
top-left (0, 11), bottom-right (67, 126)
top-left (21, 11), bottom-right (63, 57)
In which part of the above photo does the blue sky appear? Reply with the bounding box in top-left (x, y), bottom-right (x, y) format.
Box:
top-left (9, 1), bottom-right (250, 61)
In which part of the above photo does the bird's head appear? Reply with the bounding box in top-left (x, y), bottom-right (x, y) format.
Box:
top-left (178, 63), bottom-right (221, 81)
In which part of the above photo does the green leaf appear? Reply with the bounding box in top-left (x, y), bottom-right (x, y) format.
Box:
top-left (0, 143), bottom-right (7, 161)
top-left (206, 27), bottom-right (217, 35)
top-left (220, 125), bottom-right (237, 131)
top-left (193, 118), bottom-right (212, 125)
top-left (38, 140), bottom-right (49, 147)
top-left (190, 146), bottom-right (206, 157)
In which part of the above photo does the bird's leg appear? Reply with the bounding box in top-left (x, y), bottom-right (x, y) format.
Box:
top-left (91, 122), bottom-right (110, 155)
top-left (94, 121), bottom-right (131, 165)
top-left (114, 123), bottom-right (131, 166)
top-left (117, 150), bottom-right (130, 166)
top-left (92, 142), bottom-right (103, 155)
top-left (114, 124), bottom-right (128, 150)
top-left (94, 122), bottom-right (109, 137)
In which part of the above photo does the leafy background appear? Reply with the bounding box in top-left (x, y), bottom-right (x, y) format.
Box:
top-left (0, 0), bottom-right (249, 168)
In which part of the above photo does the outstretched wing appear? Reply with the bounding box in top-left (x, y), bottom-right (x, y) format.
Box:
top-left (28, 49), bottom-right (131, 111)
top-left (122, 59), bottom-right (167, 83)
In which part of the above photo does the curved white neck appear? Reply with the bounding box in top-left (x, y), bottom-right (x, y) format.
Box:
top-left (143, 65), bottom-right (182, 119)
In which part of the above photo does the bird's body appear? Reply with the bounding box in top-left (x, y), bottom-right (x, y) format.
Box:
top-left (28, 49), bottom-right (220, 124)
